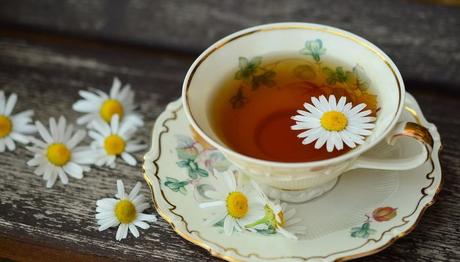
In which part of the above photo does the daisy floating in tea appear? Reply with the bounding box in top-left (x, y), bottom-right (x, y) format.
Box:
top-left (291, 95), bottom-right (376, 152)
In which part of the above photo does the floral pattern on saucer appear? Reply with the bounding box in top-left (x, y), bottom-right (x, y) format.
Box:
top-left (351, 207), bottom-right (398, 238)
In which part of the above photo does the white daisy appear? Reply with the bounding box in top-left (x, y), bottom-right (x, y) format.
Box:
top-left (96, 180), bottom-right (157, 241)
top-left (88, 114), bottom-right (147, 168)
top-left (247, 181), bottom-right (306, 240)
top-left (291, 95), bottom-right (376, 152)
top-left (199, 170), bottom-right (266, 235)
top-left (0, 91), bottom-right (36, 152)
top-left (26, 116), bottom-right (93, 188)
top-left (72, 77), bottom-right (143, 127)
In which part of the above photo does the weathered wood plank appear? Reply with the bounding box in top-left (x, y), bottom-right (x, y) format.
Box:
top-left (0, 0), bottom-right (459, 88)
top-left (0, 31), bottom-right (459, 261)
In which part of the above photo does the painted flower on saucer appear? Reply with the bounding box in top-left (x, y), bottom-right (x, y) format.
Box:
top-left (26, 116), bottom-right (93, 187)
top-left (88, 114), bottom-right (147, 168)
top-left (72, 77), bottom-right (143, 127)
top-left (247, 181), bottom-right (306, 240)
top-left (0, 91), bottom-right (36, 152)
top-left (199, 170), bottom-right (265, 235)
top-left (96, 180), bottom-right (157, 241)
top-left (291, 95), bottom-right (376, 152)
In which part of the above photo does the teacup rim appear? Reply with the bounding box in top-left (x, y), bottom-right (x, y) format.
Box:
top-left (182, 22), bottom-right (405, 168)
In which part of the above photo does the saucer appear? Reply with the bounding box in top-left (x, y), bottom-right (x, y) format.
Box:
top-left (143, 93), bottom-right (442, 261)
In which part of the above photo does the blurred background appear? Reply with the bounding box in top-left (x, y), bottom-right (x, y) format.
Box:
top-left (1, 0), bottom-right (459, 89)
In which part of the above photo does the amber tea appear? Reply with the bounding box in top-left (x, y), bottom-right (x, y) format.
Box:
top-left (210, 55), bottom-right (378, 162)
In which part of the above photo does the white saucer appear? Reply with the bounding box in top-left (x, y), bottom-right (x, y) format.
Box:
top-left (143, 93), bottom-right (442, 261)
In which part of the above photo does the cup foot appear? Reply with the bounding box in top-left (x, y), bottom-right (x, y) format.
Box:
top-left (262, 178), bottom-right (338, 203)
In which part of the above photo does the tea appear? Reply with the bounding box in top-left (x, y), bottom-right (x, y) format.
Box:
top-left (210, 55), bottom-right (378, 162)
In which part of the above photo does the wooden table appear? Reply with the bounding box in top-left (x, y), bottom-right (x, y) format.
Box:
top-left (0, 1), bottom-right (459, 261)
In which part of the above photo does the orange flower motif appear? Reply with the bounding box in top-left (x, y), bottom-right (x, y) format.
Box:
top-left (372, 207), bottom-right (397, 222)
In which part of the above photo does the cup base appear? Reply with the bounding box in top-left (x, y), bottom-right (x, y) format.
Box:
top-left (261, 178), bottom-right (338, 203)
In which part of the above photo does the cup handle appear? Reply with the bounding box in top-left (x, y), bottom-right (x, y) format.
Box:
top-left (350, 122), bottom-right (433, 171)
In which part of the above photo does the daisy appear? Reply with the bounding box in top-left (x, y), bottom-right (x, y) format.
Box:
top-left (247, 181), bottom-right (306, 240)
top-left (72, 77), bottom-right (143, 127)
top-left (88, 114), bottom-right (147, 168)
top-left (291, 95), bottom-right (376, 152)
top-left (96, 180), bottom-right (157, 241)
top-left (199, 170), bottom-right (266, 235)
top-left (0, 91), bottom-right (36, 152)
top-left (26, 116), bottom-right (93, 188)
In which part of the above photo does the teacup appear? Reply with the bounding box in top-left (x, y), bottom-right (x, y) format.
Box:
top-left (182, 22), bottom-right (433, 202)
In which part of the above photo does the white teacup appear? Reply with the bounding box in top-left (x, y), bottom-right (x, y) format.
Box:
top-left (182, 22), bottom-right (433, 202)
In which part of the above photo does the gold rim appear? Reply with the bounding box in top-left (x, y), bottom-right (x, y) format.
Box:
top-left (184, 23), bottom-right (403, 167)
top-left (143, 103), bottom-right (442, 261)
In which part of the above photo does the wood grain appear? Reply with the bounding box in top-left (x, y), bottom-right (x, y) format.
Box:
top-left (0, 29), bottom-right (459, 261)
top-left (0, 0), bottom-right (460, 88)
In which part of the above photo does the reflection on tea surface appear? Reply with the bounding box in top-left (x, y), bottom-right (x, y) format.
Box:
top-left (210, 55), bottom-right (378, 162)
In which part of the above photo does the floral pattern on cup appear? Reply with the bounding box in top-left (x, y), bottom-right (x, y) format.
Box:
top-left (300, 39), bottom-right (326, 62)
top-left (351, 206), bottom-right (397, 238)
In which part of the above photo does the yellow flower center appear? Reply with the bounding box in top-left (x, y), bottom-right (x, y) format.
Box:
top-left (47, 143), bottom-right (71, 166)
top-left (114, 199), bottom-right (137, 224)
top-left (226, 191), bottom-right (248, 219)
top-left (0, 115), bottom-right (12, 138)
top-left (104, 134), bottom-right (126, 155)
top-left (277, 211), bottom-right (286, 227)
top-left (100, 99), bottom-right (124, 122)
top-left (320, 111), bottom-right (348, 131)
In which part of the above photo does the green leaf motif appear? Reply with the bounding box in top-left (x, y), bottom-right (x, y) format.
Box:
top-left (176, 159), bottom-right (209, 179)
top-left (353, 64), bottom-right (370, 90)
top-left (229, 86), bottom-right (247, 109)
top-left (323, 66), bottom-right (352, 85)
top-left (300, 39), bottom-right (326, 62)
top-left (251, 70), bottom-right (276, 90)
top-left (235, 56), bottom-right (262, 80)
top-left (350, 222), bottom-right (377, 238)
top-left (164, 177), bottom-right (189, 195)
top-left (196, 184), bottom-right (215, 200)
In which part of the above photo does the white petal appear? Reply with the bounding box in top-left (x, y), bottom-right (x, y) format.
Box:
top-left (336, 96), bottom-right (347, 111)
top-left (333, 132), bottom-right (343, 151)
top-left (314, 131), bottom-right (329, 149)
top-left (66, 129), bottom-right (86, 149)
top-left (203, 210), bottom-right (227, 226)
top-left (121, 152), bottom-right (137, 166)
top-left (63, 162), bottom-right (83, 179)
top-left (301, 128), bottom-right (324, 145)
top-left (199, 201), bottom-right (225, 209)
top-left (111, 114), bottom-right (120, 133)
top-left (57, 168), bottom-right (69, 185)
top-left (342, 102), bottom-right (353, 114)
top-left (129, 182), bottom-right (142, 199)
top-left (339, 131), bottom-right (356, 148)
top-left (277, 227), bottom-right (298, 240)
top-left (128, 224), bottom-right (140, 238)
top-left (72, 101), bottom-right (100, 112)
top-left (117, 180), bottom-right (126, 199)
top-left (223, 171), bottom-right (237, 191)
top-left (0, 140), bottom-right (5, 152)
top-left (0, 91), bottom-right (5, 114)
top-left (347, 126), bottom-right (372, 136)
top-left (223, 216), bottom-right (235, 236)
top-left (35, 121), bottom-right (53, 143)
top-left (116, 224), bottom-right (128, 241)
top-left (348, 103), bottom-right (367, 116)
top-left (291, 121), bottom-right (320, 130)
top-left (92, 120), bottom-right (111, 137)
top-left (77, 114), bottom-right (97, 125)
top-left (49, 117), bottom-right (59, 141)
top-left (97, 198), bottom-right (117, 209)
top-left (46, 169), bottom-right (58, 188)
top-left (9, 132), bottom-right (30, 144)
top-left (4, 93), bottom-right (17, 116)
top-left (98, 217), bottom-right (119, 231)
top-left (319, 95), bottom-right (331, 111)
top-left (125, 143), bottom-right (147, 152)
top-left (304, 102), bottom-right (323, 118)
top-left (133, 220), bottom-right (150, 229)
top-left (137, 213), bottom-right (157, 222)
top-left (110, 77), bottom-right (122, 98)
top-left (328, 95), bottom-right (337, 110)
top-left (4, 137), bottom-right (15, 151)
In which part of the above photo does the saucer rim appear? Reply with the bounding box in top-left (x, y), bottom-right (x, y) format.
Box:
top-left (143, 94), bottom-right (443, 261)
